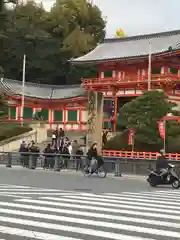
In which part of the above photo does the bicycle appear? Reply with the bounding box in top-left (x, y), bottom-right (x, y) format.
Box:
top-left (83, 163), bottom-right (107, 178)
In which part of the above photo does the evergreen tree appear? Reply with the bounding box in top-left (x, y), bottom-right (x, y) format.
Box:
top-left (0, 0), bottom-right (106, 85)
top-left (118, 91), bottom-right (180, 151)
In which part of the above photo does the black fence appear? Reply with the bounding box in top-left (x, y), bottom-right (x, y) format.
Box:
top-left (3, 151), bottom-right (179, 176)
top-left (1, 152), bottom-right (122, 176)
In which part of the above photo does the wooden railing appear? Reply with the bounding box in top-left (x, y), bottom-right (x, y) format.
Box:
top-left (83, 73), bottom-right (180, 87)
top-left (102, 150), bottom-right (180, 160)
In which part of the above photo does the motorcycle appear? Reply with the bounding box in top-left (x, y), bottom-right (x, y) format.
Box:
top-left (147, 163), bottom-right (180, 189)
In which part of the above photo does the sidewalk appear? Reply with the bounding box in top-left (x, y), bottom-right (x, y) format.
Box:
top-left (1, 165), bottom-right (146, 180)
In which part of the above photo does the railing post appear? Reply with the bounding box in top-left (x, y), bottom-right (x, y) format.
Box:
top-left (114, 158), bottom-right (122, 177)
top-left (6, 152), bottom-right (12, 168)
top-left (29, 155), bottom-right (33, 169)
top-left (54, 154), bottom-right (61, 172)
top-left (35, 130), bottom-right (37, 143)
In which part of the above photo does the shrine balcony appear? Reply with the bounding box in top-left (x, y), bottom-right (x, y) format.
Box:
top-left (83, 73), bottom-right (180, 91)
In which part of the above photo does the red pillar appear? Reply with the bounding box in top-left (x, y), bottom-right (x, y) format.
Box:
top-left (8, 107), bottom-right (10, 120)
top-left (63, 108), bottom-right (67, 130)
top-left (17, 105), bottom-right (21, 120)
top-left (78, 107), bottom-right (82, 130)
top-left (49, 109), bottom-right (53, 129)
top-left (161, 66), bottom-right (169, 74)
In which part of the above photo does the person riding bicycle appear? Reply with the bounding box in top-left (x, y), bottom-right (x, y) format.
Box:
top-left (87, 143), bottom-right (104, 174)
top-left (156, 149), bottom-right (168, 177)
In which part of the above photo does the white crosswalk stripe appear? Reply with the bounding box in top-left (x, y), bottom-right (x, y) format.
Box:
top-left (0, 184), bottom-right (79, 198)
top-left (0, 185), bottom-right (179, 239)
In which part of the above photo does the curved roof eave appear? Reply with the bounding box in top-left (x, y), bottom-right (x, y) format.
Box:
top-left (70, 29), bottom-right (180, 64)
top-left (0, 78), bottom-right (86, 100)
top-left (71, 49), bottom-right (178, 65)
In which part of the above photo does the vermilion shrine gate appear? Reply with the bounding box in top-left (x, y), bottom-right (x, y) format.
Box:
top-left (71, 29), bottom-right (180, 149)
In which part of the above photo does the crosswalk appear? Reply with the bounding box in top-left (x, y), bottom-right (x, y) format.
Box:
top-left (0, 184), bottom-right (79, 199)
top-left (0, 185), bottom-right (179, 239)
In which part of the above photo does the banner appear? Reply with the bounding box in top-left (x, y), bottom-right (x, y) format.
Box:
top-left (128, 128), bottom-right (135, 145)
top-left (158, 120), bottom-right (165, 139)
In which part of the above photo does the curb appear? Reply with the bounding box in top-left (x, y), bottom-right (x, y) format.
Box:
top-left (2, 166), bottom-right (147, 180)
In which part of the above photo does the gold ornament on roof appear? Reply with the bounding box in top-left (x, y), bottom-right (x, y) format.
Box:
top-left (116, 28), bottom-right (127, 37)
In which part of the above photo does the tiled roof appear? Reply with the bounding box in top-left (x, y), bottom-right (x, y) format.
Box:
top-left (0, 78), bottom-right (86, 100)
top-left (71, 30), bottom-right (180, 63)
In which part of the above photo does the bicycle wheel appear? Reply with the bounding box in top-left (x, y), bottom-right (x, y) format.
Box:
top-left (83, 167), bottom-right (90, 177)
top-left (98, 166), bottom-right (107, 178)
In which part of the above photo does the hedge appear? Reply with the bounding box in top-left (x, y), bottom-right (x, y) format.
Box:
top-left (0, 125), bottom-right (33, 142)
top-left (103, 130), bottom-right (180, 153)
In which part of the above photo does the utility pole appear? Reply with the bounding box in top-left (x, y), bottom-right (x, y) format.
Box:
top-left (21, 54), bottom-right (26, 126)
top-left (148, 40), bottom-right (152, 91)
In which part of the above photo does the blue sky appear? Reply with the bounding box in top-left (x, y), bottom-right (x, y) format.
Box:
top-left (37, 0), bottom-right (180, 37)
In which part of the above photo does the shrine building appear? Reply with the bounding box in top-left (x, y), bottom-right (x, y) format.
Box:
top-left (2, 29), bottom-right (180, 131)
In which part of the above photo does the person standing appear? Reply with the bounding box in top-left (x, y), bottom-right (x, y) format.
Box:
top-left (109, 115), bottom-right (115, 131)
top-left (61, 144), bottom-right (70, 170)
top-left (28, 141), bottom-right (40, 169)
top-left (72, 140), bottom-right (79, 157)
top-left (19, 141), bottom-right (28, 167)
top-left (51, 131), bottom-right (56, 147)
top-left (43, 144), bottom-right (55, 169)
top-left (102, 130), bottom-right (108, 146)
top-left (75, 146), bottom-right (84, 171)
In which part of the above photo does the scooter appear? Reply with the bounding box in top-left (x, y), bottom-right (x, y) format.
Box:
top-left (147, 163), bottom-right (180, 189)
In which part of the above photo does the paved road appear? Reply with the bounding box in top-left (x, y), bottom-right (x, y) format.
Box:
top-left (0, 184), bottom-right (178, 239)
top-left (0, 167), bottom-right (150, 193)
top-left (0, 168), bottom-right (179, 239)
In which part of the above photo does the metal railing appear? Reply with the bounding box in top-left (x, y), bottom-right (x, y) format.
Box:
top-left (5, 151), bottom-right (178, 176)
top-left (2, 152), bottom-right (121, 176)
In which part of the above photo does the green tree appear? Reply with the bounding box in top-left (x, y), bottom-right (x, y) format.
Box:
top-left (119, 90), bottom-right (180, 151)
top-left (2, 0), bottom-right (106, 85)
top-left (45, 0), bottom-right (105, 58)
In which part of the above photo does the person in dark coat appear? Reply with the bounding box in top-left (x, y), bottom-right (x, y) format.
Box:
top-left (87, 143), bottom-right (98, 161)
top-left (43, 144), bottom-right (55, 169)
top-left (87, 143), bottom-right (104, 174)
top-left (75, 146), bottom-right (84, 171)
top-left (156, 149), bottom-right (168, 175)
top-left (102, 130), bottom-right (108, 146)
top-left (61, 145), bottom-right (70, 170)
top-left (59, 128), bottom-right (65, 137)
top-left (19, 141), bottom-right (28, 167)
top-left (28, 141), bottom-right (40, 169)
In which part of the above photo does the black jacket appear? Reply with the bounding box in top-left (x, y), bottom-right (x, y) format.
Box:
top-left (87, 148), bottom-right (98, 160)
top-left (87, 148), bottom-right (104, 167)
top-left (156, 155), bottom-right (168, 172)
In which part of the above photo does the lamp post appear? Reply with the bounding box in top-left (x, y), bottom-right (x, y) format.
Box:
top-left (21, 54), bottom-right (26, 126)
top-left (148, 40), bottom-right (152, 91)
